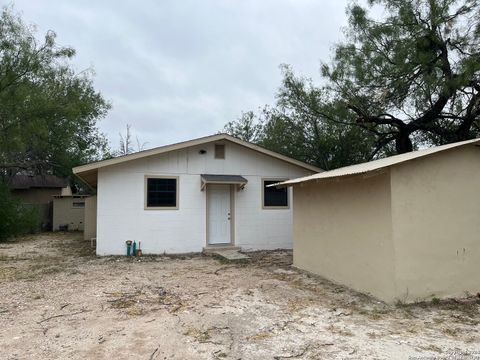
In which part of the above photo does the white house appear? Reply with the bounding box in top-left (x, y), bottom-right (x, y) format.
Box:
top-left (73, 134), bottom-right (319, 255)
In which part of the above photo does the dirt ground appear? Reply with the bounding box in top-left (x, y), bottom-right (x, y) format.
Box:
top-left (0, 233), bottom-right (479, 360)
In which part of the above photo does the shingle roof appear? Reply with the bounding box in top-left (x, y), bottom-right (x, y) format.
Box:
top-left (9, 175), bottom-right (69, 190)
top-left (276, 138), bottom-right (480, 187)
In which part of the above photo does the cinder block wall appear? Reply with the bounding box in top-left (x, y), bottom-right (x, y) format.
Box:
top-left (53, 197), bottom-right (86, 231)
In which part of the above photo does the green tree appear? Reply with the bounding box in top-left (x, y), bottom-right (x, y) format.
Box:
top-left (223, 111), bottom-right (264, 143)
top-left (0, 182), bottom-right (39, 241)
top-left (0, 6), bottom-right (110, 179)
top-left (225, 66), bottom-right (378, 170)
top-left (323, 0), bottom-right (480, 153)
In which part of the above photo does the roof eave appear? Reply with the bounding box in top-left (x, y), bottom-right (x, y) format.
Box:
top-left (72, 134), bottom-right (322, 187)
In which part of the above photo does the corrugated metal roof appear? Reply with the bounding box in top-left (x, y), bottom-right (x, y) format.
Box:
top-left (276, 138), bottom-right (480, 187)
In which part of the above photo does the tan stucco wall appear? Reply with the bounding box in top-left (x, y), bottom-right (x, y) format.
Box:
top-left (84, 196), bottom-right (97, 240)
top-left (52, 197), bottom-right (86, 231)
top-left (293, 171), bottom-right (397, 302)
top-left (390, 145), bottom-right (480, 301)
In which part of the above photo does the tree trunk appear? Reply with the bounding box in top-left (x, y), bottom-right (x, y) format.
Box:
top-left (395, 132), bottom-right (413, 153)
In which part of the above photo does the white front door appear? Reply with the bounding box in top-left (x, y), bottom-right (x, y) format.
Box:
top-left (207, 184), bottom-right (232, 245)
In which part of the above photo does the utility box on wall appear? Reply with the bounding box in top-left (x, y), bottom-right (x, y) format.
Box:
top-left (52, 195), bottom-right (89, 231)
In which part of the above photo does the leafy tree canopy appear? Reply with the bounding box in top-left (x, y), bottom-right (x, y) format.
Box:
top-left (225, 66), bottom-right (378, 170)
top-left (0, 6), bottom-right (110, 181)
top-left (323, 0), bottom-right (480, 153)
top-left (226, 0), bottom-right (480, 168)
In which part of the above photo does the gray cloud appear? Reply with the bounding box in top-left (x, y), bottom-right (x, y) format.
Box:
top-left (13, 0), bottom-right (349, 149)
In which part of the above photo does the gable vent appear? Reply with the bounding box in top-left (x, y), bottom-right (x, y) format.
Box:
top-left (215, 144), bottom-right (225, 159)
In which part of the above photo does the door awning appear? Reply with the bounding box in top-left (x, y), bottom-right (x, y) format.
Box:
top-left (200, 174), bottom-right (248, 191)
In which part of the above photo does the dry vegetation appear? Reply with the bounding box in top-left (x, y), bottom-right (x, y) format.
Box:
top-left (0, 233), bottom-right (479, 359)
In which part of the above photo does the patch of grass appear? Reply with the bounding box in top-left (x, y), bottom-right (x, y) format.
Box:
top-left (368, 313), bottom-right (383, 320)
top-left (431, 297), bottom-right (441, 305)
top-left (111, 298), bottom-right (137, 309)
top-left (126, 307), bottom-right (144, 316)
top-left (108, 290), bottom-right (142, 309)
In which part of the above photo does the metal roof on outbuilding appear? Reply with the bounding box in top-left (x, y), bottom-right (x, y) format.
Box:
top-left (275, 138), bottom-right (480, 187)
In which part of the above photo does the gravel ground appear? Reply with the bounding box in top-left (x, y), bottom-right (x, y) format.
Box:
top-left (0, 233), bottom-right (479, 359)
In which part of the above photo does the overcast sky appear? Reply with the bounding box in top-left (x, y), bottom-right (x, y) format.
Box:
top-left (12, 0), bottom-right (350, 150)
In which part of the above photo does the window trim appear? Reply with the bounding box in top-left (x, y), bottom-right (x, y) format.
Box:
top-left (144, 175), bottom-right (179, 210)
top-left (261, 178), bottom-right (290, 209)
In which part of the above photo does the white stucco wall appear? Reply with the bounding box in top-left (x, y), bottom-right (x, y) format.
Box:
top-left (96, 140), bottom-right (312, 255)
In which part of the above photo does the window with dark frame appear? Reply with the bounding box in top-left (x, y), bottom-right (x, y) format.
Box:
top-left (146, 177), bottom-right (177, 208)
top-left (263, 180), bottom-right (288, 208)
top-left (215, 144), bottom-right (225, 159)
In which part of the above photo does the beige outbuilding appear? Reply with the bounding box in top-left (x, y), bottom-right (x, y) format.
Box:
top-left (52, 195), bottom-right (89, 231)
top-left (278, 139), bottom-right (480, 303)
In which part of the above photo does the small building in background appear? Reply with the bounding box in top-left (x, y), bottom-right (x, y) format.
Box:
top-left (9, 175), bottom-right (71, 230)
top-left (278, 138), bottom-right (480, 304)
top-left (52, 195), bottom-right (89, 231)
top-left (83, 195), bottom-right (97, 241)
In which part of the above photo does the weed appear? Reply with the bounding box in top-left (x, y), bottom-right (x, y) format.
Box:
top-left (368, 313), bottom-right (383, 320)
top-left (126, 307), bottom-right (144, 316)
top-left (431, 297), bottom-right (441, 305)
